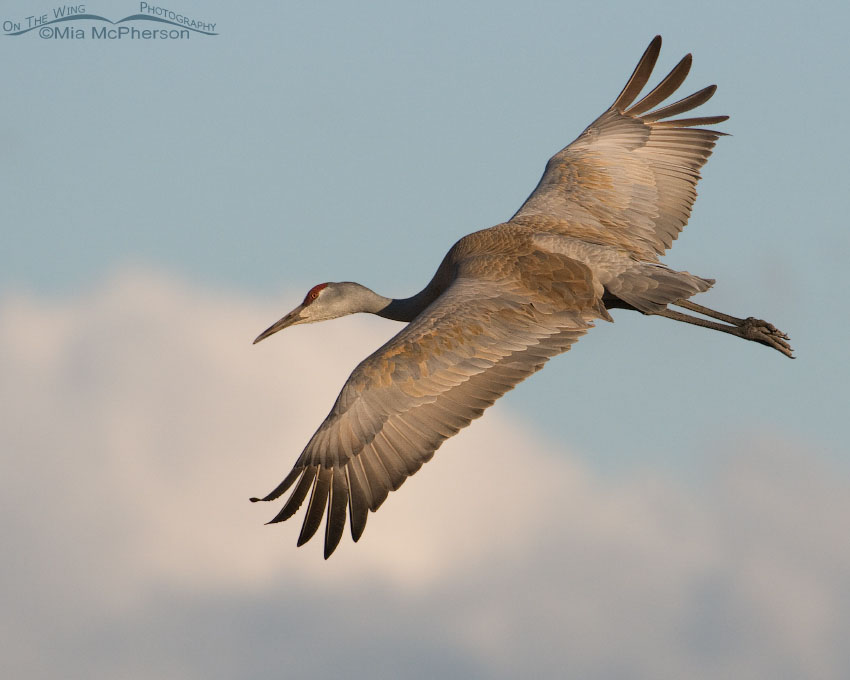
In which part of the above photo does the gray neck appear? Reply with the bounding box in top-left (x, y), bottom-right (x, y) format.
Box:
top-left (358, 250), bottom-right (452, 322)
top-left (376, 286), bottom-right (440, 322)
top-left (336, 282), bottom-right (431, 323)
top-left (349, 279), bottom-right (444, 323)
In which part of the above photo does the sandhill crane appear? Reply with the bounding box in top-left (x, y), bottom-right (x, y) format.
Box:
top-left (252, 36), bottom-right (793, 558)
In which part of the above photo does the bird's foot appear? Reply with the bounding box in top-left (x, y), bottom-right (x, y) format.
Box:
top-left (738, 317), bottom-right (794, 358)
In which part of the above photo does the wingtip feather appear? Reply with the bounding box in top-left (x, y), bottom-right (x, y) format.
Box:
top-left (268, 467), bottom-right (315, 524)
top-left (612, 35), bottom-right (662, 110)
top-left (323, 469), bottom-right (349, 558)
top-left (251, 465), bottom-right (303, 503)
top-left (642, 84), bottom-right (718, 123)
top-left (297, 466), bottom-right (332, 547)
top-left (346, 463), bottom-right (370, 543)
top-left (625, 52), bottom-right (692, 117)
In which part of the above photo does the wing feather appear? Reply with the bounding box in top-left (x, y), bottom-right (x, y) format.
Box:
top-left (612, 35), bottom-right (661, 110)
top-left (345, 462), bottom-right (370, 541)
top-left (640, 84), bottom-right (717, 122)
top-left (511, 36), bottom-right (727, 259)
top-left (359, 447), bottom-right (392, 509)
top-left (325, 469), bottom-right (349, 558)
top-left (625, 53), bottom-right (691, 116)
top-left (297, 466), bottom-right (331, 546)
top-left (264, 467), bottom-right (313, 524)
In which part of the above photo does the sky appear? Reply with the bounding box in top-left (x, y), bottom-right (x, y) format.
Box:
top-left (2, 1), bottom-right (849, 678)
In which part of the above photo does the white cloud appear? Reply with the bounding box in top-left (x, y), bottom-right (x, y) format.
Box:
top-left (1, 270), bottom-right (848, 679)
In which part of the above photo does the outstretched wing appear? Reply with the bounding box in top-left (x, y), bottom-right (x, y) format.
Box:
top-left (511, 35), bottom-right (728, 260)
top-left (253, 251), bottom-right (608, 558)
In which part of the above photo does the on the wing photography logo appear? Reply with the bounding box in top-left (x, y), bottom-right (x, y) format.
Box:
top-left (3, 3), bottom-right (217, 40)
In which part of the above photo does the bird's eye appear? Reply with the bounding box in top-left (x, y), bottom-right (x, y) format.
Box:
top-left (303, 283), bottom-right (328, 305)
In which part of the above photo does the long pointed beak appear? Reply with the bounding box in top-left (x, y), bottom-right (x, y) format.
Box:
top-left (253, 305), bottom-right (305, 344)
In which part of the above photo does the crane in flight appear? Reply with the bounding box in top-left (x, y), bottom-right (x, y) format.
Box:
top-left (251, 36), bottom-right (793, 558)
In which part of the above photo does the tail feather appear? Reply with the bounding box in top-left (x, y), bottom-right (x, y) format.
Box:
top-left (605, 264), bottom-right (714, 314)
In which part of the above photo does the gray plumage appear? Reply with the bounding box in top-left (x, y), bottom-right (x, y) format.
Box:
top-left (252, 36), bottom-right (793, 558)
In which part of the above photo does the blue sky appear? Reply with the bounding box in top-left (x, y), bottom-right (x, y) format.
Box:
top-left (2, 1), bottom-right (849, 678)
top-left (3, 0), bottom-right (848, 472)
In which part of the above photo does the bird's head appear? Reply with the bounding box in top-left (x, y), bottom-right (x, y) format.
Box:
top-left (253, 282), bottom-right (387, 344)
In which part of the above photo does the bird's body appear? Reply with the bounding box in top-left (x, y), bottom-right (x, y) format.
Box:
top-left (253, 36), bottom-right (793, 558)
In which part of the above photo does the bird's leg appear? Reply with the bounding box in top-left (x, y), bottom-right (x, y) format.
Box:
top-left (675, 299), bottom-right (747, 325)
top-left (652, 300), bottom-right (794, 358)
